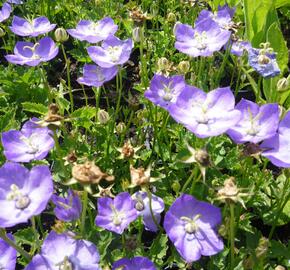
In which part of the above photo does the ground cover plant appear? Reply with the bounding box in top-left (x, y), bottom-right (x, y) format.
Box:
top-left (0, 0), bottom-right (289, 269)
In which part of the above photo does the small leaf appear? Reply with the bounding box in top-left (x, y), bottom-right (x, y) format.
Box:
top-left (22, 102), bottom-right (48, 115)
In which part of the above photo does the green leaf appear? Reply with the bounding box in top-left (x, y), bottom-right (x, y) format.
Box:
top-left (0, 108), bottom-right (17, 132)
top-left (149, 233), bottom-right (168, 267)
top-left (275, 0), bottom-right (290, 8)
top-left (22, 102), bottom-right (48, 115)
top-left (71, 106), bottom-right (96, 119)
top-left (266, 22), bottom-right (289, 74)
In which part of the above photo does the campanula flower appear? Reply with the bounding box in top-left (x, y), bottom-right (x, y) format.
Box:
top-left (174, 20), bottom-right (231, 57)
top-left (112, 256), bottom-right (157, 270)
top-left (67, 17), bottom-right (118, 43)
top-left (144, 74), bottom-right (186, 109)
top-left (261, 111), bottom-right (290, 167)
top-left (132, 191), bottom-right (164, 232)
top-left (52, 189), bottom-right (82, 222)
top-left (95, 192), bottom-right (138, 234)
top-left (168, 86), bottom-right (241, 138)
top-left (0, 233), bottom-right (17, 270)
top-left (10, 16), bottom-right (56, 37)
top-left (0, 3), bottom-right (11, 23)
top-left (5, 36), bottom-right (59, 66)
top-left (1, 118), bottom-right (55, 162)
top-left (77, 64), bottom-right (118, 87)
top-left (228, 40), bottom-right (251, 56)
top-left (87, 35), bottom-right (133, 68)
top-left (0, 162), bottom-right (53, 228)
top-left (7, 0), bottom-right (22, 4)
top-left (164, 194), bottom-right (224, 262)
top-left (196, 4), bottom-right (235, 30)
top-left (248, 44), bottom-right (280, 78)
top-left (227, 99), bottom-right (279, 144)
top-left (25, 231), bottom-right (101, 270)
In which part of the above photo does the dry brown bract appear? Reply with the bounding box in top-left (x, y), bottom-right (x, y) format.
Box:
top-left (72, 161), bottom-right (114, 184)
top-left (130, 165), bottom-right (151, 187)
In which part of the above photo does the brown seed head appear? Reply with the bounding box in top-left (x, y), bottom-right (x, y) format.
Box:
top-left (130, 165), bottom-right (150, 187)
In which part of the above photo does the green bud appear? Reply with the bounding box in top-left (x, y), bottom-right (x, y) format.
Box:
top-left (171, 181), bottom-right (181, 193)
top-left (132, 27), bottom-right (141, 42)
top-left (277, 77), bottom-right (289, 92)
top-left (177, 60), bottom-right (190, 74)
top-left (0, 27), bottom-right (5, 38)
top-left (255, 237), bottom-right (269, 259)
top-left (275, 266), bottom-right (286, 270)
top-left (167, 12), bottom-right (176, 23)
top-left (157, 57), bottom-right (169, 72)
top-left (116, 122), bottom-right (126, 134)
top-left (54, 27), bottom-right (69, 43)
top-left (97, 109), bottom-right (110, 124)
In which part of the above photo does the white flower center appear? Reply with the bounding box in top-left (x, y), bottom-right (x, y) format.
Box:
top-left (23, 43), bottom-right (40, 59)
top-left (246, 107), bottom-right (261, 136)
top-left (56, 256), bottom-right (73, 270)
top-left (20, 134), bottom-right (40, 154)
top-left (6, 184), bottom-right (31, 210)
top-left (107, 46), bottom-right (122, 62)
top-left (194, 31), bottom-right (207, 50)
top-left (133, 194), bottom-right (145, 211)
top-left (92, 66), bottom-right (106, 82)
top-left (110, 204), bottom-right (125, 225)
top-left (181, 215), bottom-right (201, 234)
top-left (88, 22), bottom-right (100, 34)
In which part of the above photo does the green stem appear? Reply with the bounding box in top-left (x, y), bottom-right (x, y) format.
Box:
top-left (80, 190), bottom-right (88, 237)
top-left (92, 87), bottom-right (101, 121)
top-left (229, 203), bottom-right (235, 270)
top-left (181, 167), bottom-right (197, 194)
top-left (61, 44), bottom-right (73, 113)
top-left (268, 177), bottom-right (290, 240)
top-left (146, 187), bottom-right (163, 231)
top-left (122, 233), bottom-right (126, 255)
top-left (31, 217), bottom-right (41, 253)
top-left (0, 229), bottom-right (32, 261)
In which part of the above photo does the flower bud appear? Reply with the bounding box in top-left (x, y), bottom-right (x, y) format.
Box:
top-left (157, 57), bottom-right (169, 72)
top-left (255, 237), bottom-right (269, 259)
top-left (0, 27), bottom-right (5, 38)
top-left (167, 12), bottom-right (176, 23)
top-left (116, 122), bottom-right (126, 134)
top-left (277, 77), bottom-right (289, 92)
top-left (132, 27), bottom-right (141, 42)
top-left (275, 266), bottom-right (286, 270)
top-left (177, 60), bottom-right (190, 74)
top-left (194, 148), bottom-right (210, 167)
top-left (97, 109), bottom-right (110, 124)
top-left (171, 181), bottom-right (181, 193)
top-left (54, 27), bottom-right (69, 43)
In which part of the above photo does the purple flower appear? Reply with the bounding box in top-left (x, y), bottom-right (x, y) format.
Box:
top-left (10, 16), bottom-right (56, 37)
top-left (132, 191), bottom-right (164, 232)
top-left (67, 17), bottom-right (118, 43)
top-left (87, 35), bottom-right (133, 68)
top-left (0, 162), bottom-right (53, 228)
top-left (248, 48), bottom-right (280, 78)
top-left (144, 74), bottom-right (186, 109)
top-left (0, 233), bottom-right (17, 270)
top-left (174, 20), bottom-right (231, 57)
top-left (77, 64), bottom-right (118, 87)
top-left (112, 256), bottom-right (157, 270)
top-left (52, 189), bottom-right (82, 222)
top-left (168, 86), bottom-right (241, 138)
top-left (95, 192), bottom-right (138, 234)
top-left (25, 231), bottom-right (101, 270)
top-left (229, 40), bottom-right (251, 57)
top-left (6, 0), bottom-right (22, 4)
top-left (164, 194), bottom-right (224, 262)
top-left (196, 5), bottom-right (235, 30)
top-left (0, 3), bottom-right (11, 23)
top-left (227, 99), bottom-right (279, 144)
top-left (5, 36), bottom-right (59, 66)
top-left (261, 111), bottom-right (290, 167)
top-left (1, 118), bottom-right (55, 162)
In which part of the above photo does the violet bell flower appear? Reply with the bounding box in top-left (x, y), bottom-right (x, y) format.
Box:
top-left (1, 118), bottom-right (55, 162)
top-left (25, 231), bottom-right (101, 270)
top-left (0, 233), bottom-right (17, 270)
top-left (112, 256), bottom-right (157, 270)
top-left (174, 19), bottom-right (231, 57)
top-left (144, 74), bottom-right (186, 109)
top-left (52, 189), bottom-right (82, 222)
top-left (67, 17), bottom-right (118, 43)
top-left (77, 64), bottom-right (118, 87)
top-left (0, 3), bottom-right (11, 23)
top-left (261, 111), bottom-right (290, 167)
top-left (229, 40), bottom-right (251, 57)
top-left (168, 86), bottom-right (241, 138)
top-left (227, 99), bottom-right (280, 144)
top-left (5, 36), bottom-right (59, 66)
top-left (0, 162), bottom-right (53, 228)
top-left (10, 16), bottom-right (56, 37)
top-left (95, 192), bottom-right (138, 234)
top-left (132, 191), bottom-right (164, 232)
top-left (87, 35), bottom-right (133, 68)
top-left (248, 43), bottom-right (280, 78)
top-left (195, 4), bottom-right (235, 30)
top-left (164, 194), bottom-right (224, 262)
top-left (6, 0), bottom-right (22, 4)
